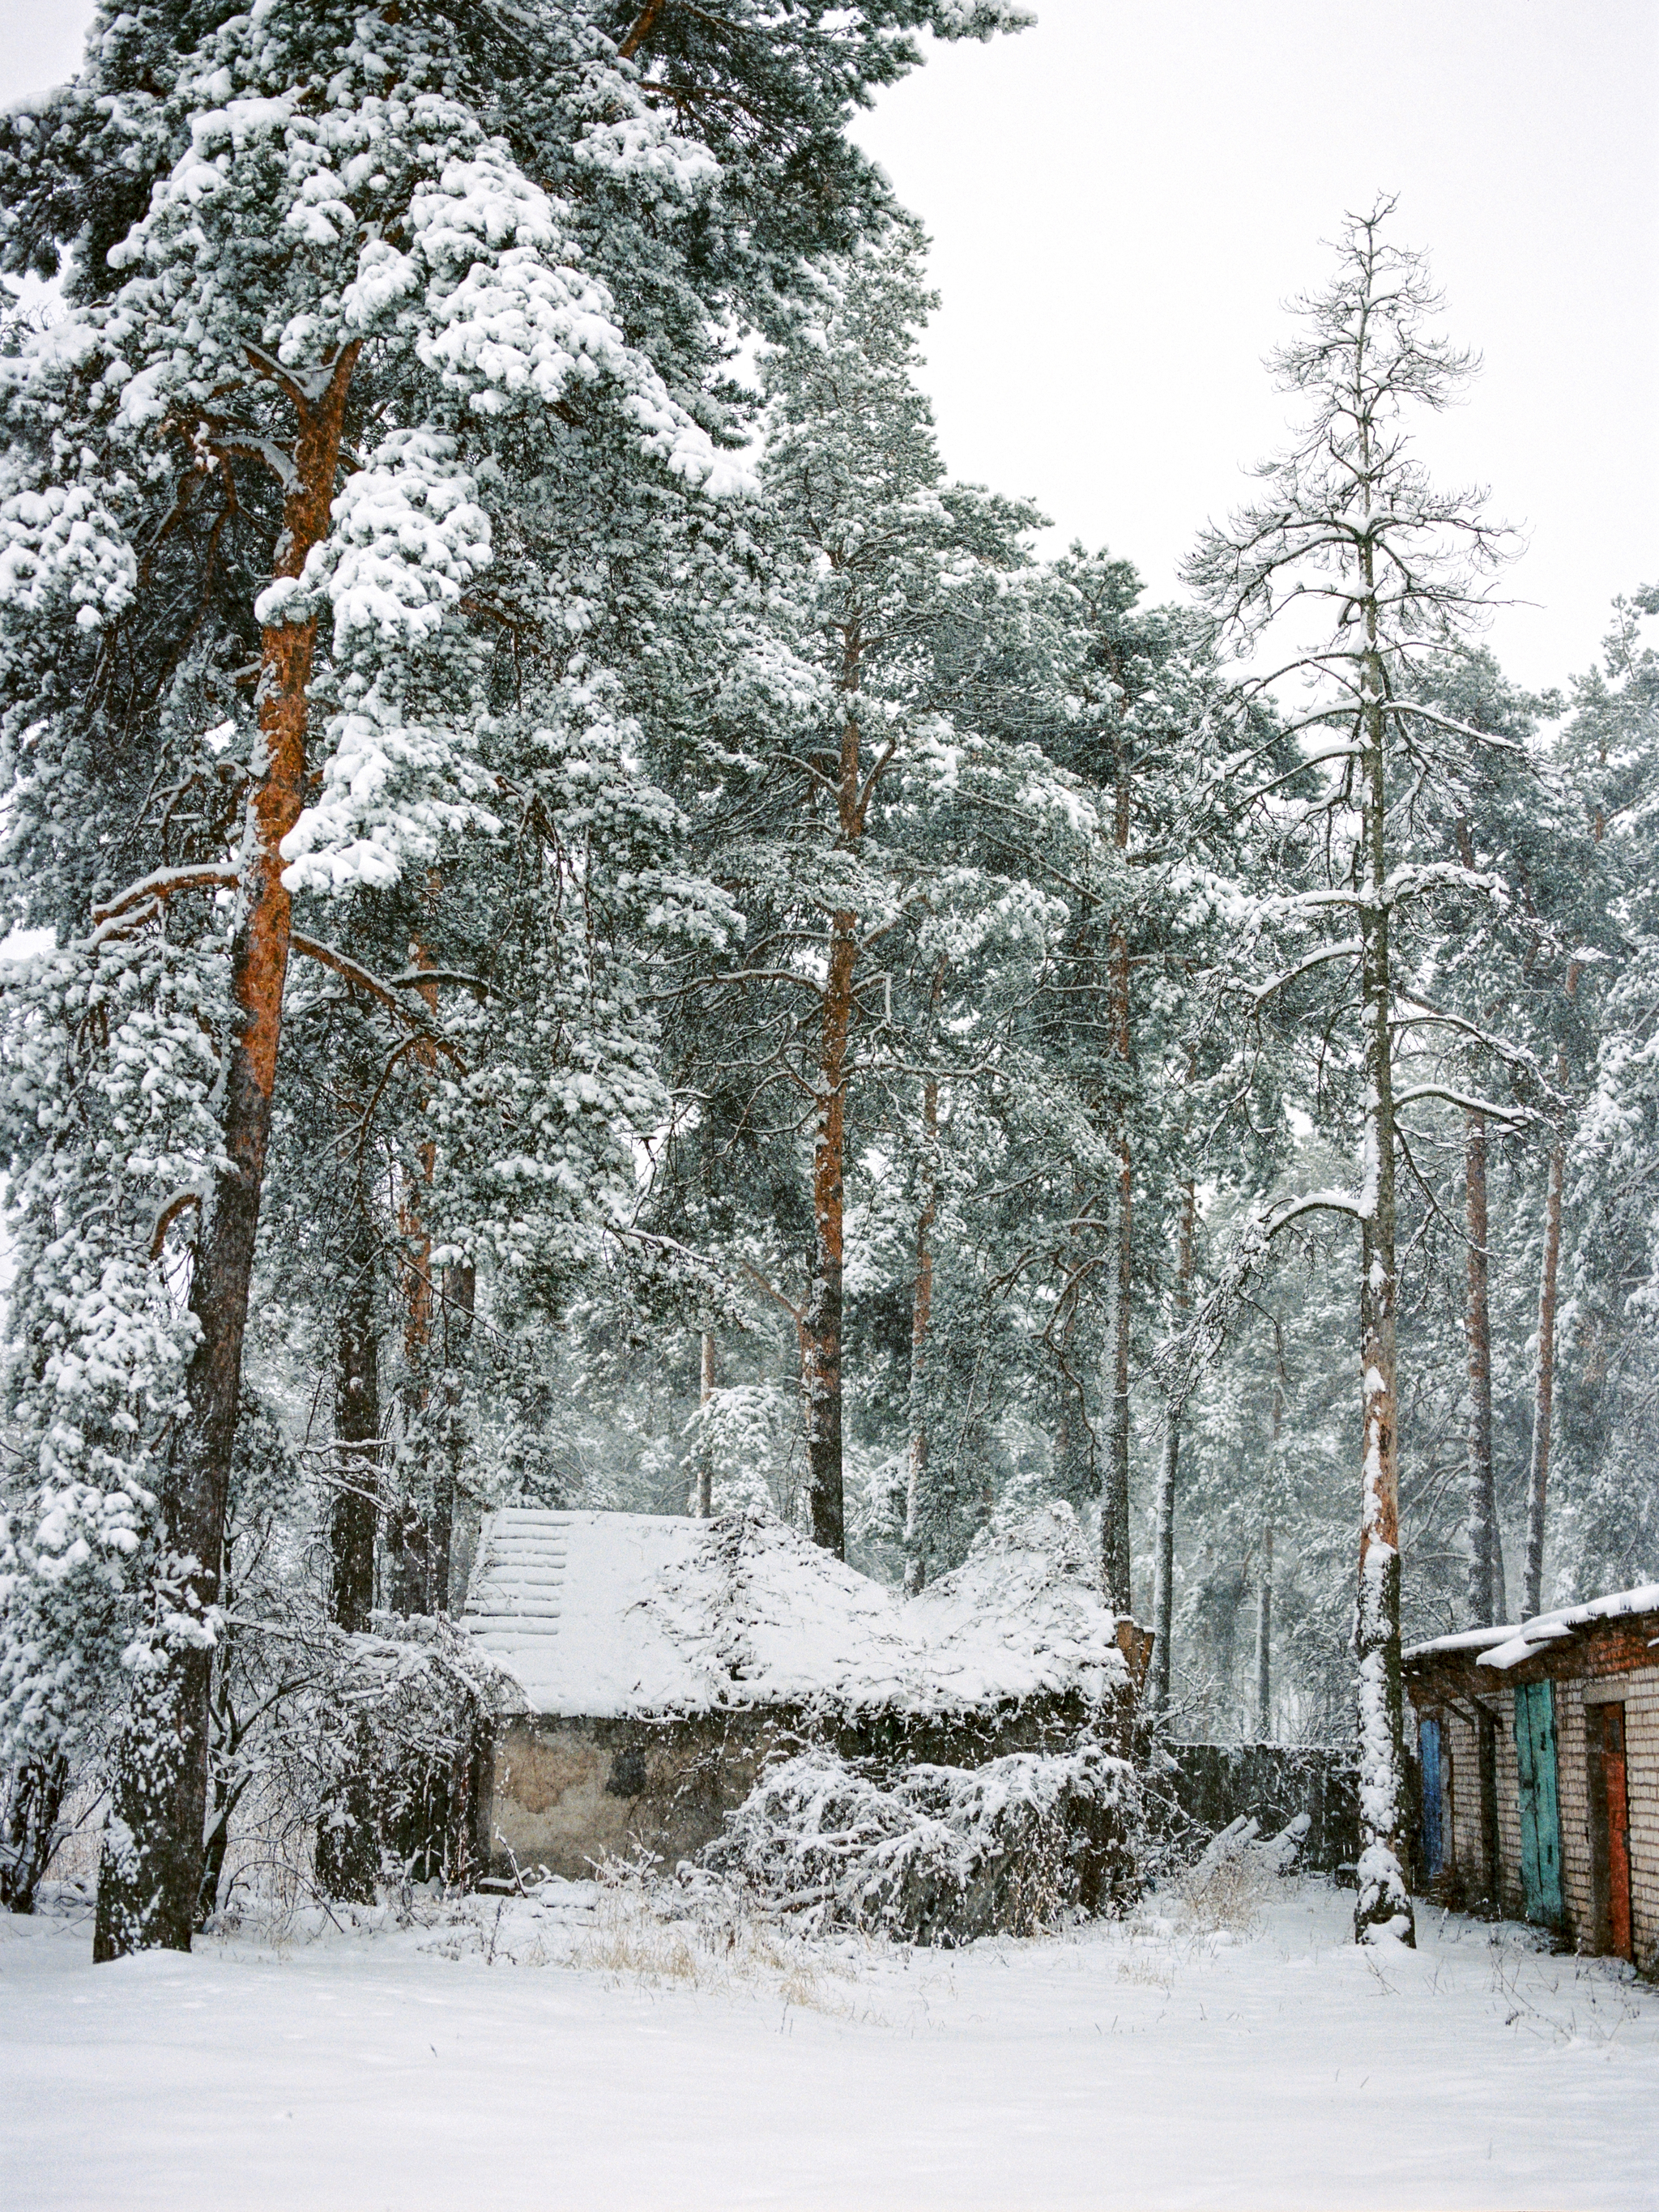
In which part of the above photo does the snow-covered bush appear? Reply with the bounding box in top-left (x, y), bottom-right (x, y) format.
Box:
top-left (702, 1744), bottom-right (1138, 1944)
top-left (228, 1614), bottom-right (508, 1913)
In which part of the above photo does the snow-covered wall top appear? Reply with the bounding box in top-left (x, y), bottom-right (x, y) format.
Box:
top-left (462, 1505), bottom-right (1128, 1720)
top-left (1405, 1581), bottom-right (1659, 1673)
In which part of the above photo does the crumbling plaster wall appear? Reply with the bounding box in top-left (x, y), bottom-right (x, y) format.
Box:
top-left (480, 1693), bottom-right (1124, 1882)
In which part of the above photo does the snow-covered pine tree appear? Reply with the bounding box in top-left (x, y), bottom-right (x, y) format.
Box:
top-left (661, 222), bottom-right (1056, 1558)
top-left (1026, 550), bottom-right (1294, 1626)
top-left (1555, 588), bottom-right (1659, 1596)
top-left (1183, 198), bottom-right (1527, 1944)
top-left (0, 0), bottom-right (1030, 1956)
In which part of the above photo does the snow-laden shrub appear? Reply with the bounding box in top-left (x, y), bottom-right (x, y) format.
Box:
top-left (241, 1615), bottom-right (510, 1912)
top-left (702, 1743), bottom-right (1138, 1944)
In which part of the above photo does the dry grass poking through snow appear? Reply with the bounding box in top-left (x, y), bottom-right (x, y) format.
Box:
top-left (1105, 1844), bottom-right (1281, 1989)
top-left (177, 1859), bottom-right (892, 2019)
top-left (565, 1864), bottom-right (881, 2018)
top-left (1166, 1847), bottom-right (1276, 1939)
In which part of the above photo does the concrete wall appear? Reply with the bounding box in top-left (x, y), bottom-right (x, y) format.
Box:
top-left (1156, 1743), bottom-right (1361, 1873)
top-left (482, 1692), bottom-right (1128, 1883)
top-left (482, 1711), bottom-right (780, 1881)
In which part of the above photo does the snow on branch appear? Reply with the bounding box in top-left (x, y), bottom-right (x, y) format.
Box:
top-left (146, 1188), bottom-right (202, 1262)
top-left (1379, 859), bottom-right (1504, 908)
top-left (1391, 993), bottom-right (1559, 1091)
top-left (288, 933), bottom-right (410, 1012)
top-left (1155, 1185), bottom-right (1363, 1404)
top-left (1384, 700), bottom-right (1526, 753)
top-left (288, 939), bottom-right (474, 1063)
top-left (1244, 938), bottom-right (1363, 1008)
top-left (90, 863), bottom-right (239, 927)
top-left (1392, 1084), bottom-right (1537, 1126)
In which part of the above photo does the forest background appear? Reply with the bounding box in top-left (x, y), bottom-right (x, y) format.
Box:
top-left (0, 0), bottom-right (1653, 1954)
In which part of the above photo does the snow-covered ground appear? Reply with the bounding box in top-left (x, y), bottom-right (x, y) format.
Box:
top-left (2, 1876), bottom-right (1653, 2210)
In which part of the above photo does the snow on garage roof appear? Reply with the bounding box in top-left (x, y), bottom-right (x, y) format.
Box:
top-left (1405, 1581), bottom-right (1659, 1673)
top-left (1402, 1624), bottom-right (1520, 1662)
top-left (462, 1505), bottom-right (1128, 1720)
top-left (1475, 1580), bottom-right (1659, 1672)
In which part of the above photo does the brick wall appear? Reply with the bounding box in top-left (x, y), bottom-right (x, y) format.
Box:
top-left (1414, 1656), bottom-right (1659, 1970)
top-left (1555, 1677), bottom-right (1590, 1942)
top-left (1431, 1706), bottom-right (1483, 1886)
top-left (1623, 1666), bottom-right (1659, 1973)
top-left (1548, 1664), bottom-right (1659, 1967)
top-left (1408, 1611), bottom-right (1659, 1973)
top-left (1492, 1685), bottom-right (1524, 1918)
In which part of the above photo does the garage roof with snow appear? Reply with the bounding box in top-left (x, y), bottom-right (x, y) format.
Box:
top-left (1405, 1581), bottom-right (1659, 1674)
top-left (462, 1505), bottom-right (1128, 1720)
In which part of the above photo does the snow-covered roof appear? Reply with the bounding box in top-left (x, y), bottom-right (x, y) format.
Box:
top-left (1402, 1624), bottom-right (1519, 1662)
top-left (463, 1504), bottom-right (1128, 1721)
top-left (1405, 1582), bottom-right (1659, 1675)
top-left (1476, 1582), bottom-right (1659, 1673)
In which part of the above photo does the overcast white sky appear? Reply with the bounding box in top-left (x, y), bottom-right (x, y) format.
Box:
top-left (4, 0), bottom-right (1654, 689)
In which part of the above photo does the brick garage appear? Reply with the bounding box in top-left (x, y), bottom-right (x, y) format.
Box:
top-left (1404, 1586), bottom-right (1659, 1973)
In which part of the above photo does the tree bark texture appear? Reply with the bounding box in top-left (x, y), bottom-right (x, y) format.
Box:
top-left (1149, 1179), bottom-right (1195, 1715)
top-left (902, 1069), bottom-right (940, 1596)
top-left (1463, 1112), bottom-right (1498, 1627)
top-left (1351, 614), bottom-right (1414, 1946)
top-left (95, 344), bottom-right (359, 1963)
top-left (1523, 1133), bottom-right (1565, 1620)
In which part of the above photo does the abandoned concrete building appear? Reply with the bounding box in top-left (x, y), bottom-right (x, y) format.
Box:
top-left (1404, 1583), bottom-right (1659, 1971)
top-left (460, 1505), bottom-right (1137, 1881)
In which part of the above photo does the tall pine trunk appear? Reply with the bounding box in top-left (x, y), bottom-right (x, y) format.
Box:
top-left (1352, 604), bottom-right (1414, 1946)
top-left (1099, 1119), bottom-right (1132, 1613)
top-left (433, 1259), bottom-right (474, 1611)
top-left (386, 943), bottom-right (441, 1611)
top-left (317, 1208), bottom-right (390, 1905)
top-left (802, 662), bottom-right (867, 1559)
top-left (384, 1208), bottom-right (434, 1614)
top-left (1099, 745), bottom-right (1134, 1614)
top-left (1255, 1366), bottom-right (1283, 1739)
top-left (330, 1206), bottom-right (381, 1634)
top-left (902, 1069), bottom-right (940, 1595)
top-left (1463, 1111), bottom-right (1498, 1626)
top-left (1255, 1523), bottom-right (1273, 1738)
top-left (95, 345), bottom-right (359, 1962)
top-left (1149, 1179), bottom-right (1195, 1715)
top-left (1523, 1132), bottom-right (1565, 1618)
top-left (694, 1331), bottom-right (716, 1519)
top-left (803, 902), bottom-right (854, 1557)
